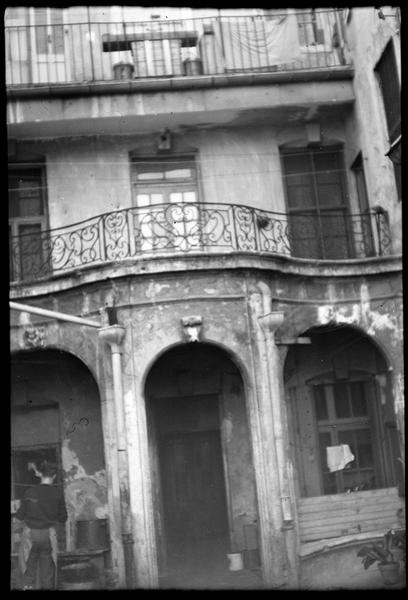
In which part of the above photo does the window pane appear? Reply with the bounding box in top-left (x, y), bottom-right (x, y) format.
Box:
top-left (170, 193), bottom-right (183, 203)
top-left (183, 192), bottom-right (196, 203)
top-left (333, 383), bottom-right (351, 418)
top-left (165, 169), bottom-right (192, 179)
top-left (50, 9), bottom-right (64, 54)
top-left (19, 223), bottom-right (43, 280)
top-left (18, 181), bottom-right (43, 217)
top-left (136, 194), bottom-right (150, 206)
top-left (137, 172), bottom-right (164, 181)
top-left (350, 382), bottom-right (368, 417)
top-left (319, 432), bottom-right (337, 494)
top-left (337, 430), bottom-right (356, 470)
top-left (356, 429), bottom-right (374, 468)
top-left (9, 172), bottom-right (44, 217)
top-left (314, 385), bottom-right (328, 420)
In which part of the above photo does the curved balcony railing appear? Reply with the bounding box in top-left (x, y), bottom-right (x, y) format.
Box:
top-left (9, 203), bottom-right (392, 283)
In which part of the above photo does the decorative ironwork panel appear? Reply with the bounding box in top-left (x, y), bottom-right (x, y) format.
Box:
top-left (9, 203), bottom-right (393, 283)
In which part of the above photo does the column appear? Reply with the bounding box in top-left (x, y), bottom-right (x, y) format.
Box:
top-left (247, 290), bottom-right (297, 588)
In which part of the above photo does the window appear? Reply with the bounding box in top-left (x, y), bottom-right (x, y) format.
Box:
top-left (9, 166), bottom-right (48, 281)
top-left (351, 153), bottom-right (375, 256)
top-left (375, 40), bottom-right (401, 200)
top-left (34, 8), bottom-right (64, 55)
top-left (281, 147), bottom-right (352, 259)
top-left (296, 9), bottom-right (325, 46)
top-left (313, 381), bottom-right (378, 495)
top-left (131, 156), bottom-right (200, 252)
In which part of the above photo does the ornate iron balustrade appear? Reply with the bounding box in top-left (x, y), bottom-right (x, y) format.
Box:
top-left (9, 203), bottom-right (392, 284)
top-left (6, 9), bottom-right (349, 87)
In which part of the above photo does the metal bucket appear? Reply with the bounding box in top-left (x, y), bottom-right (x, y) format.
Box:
top-left (76, 519), bottom-right (109, 550)
top-left (113, 62), bottom-right (134, 80)
top-left (184, 58), bottom-right (203, 76)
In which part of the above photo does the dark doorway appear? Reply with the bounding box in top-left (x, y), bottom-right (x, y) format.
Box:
top-left (145, 343), bottom-right (260, 588)
top-left (159, 429), bottom-right (228, 545)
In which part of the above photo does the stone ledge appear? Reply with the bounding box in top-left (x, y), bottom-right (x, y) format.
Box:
top-left (9, 252), bottom-right (402, 300)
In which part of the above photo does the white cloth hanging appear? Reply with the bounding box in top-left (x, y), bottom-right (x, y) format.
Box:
top-left (326, 444), bottom-right (355, 472)
top-left (223, 13), bottom-right (302, 68)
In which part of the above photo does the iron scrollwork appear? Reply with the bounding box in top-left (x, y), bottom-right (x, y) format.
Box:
top-left (10, 203), bottom-right (393, 283)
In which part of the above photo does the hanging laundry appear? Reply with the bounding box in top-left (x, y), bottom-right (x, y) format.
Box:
top-left (200, 13), bottom-right (302, 73)
top-left (326, 444), bottom-right (355, 472)
top-left (223, 13), bottom-right (302, 70)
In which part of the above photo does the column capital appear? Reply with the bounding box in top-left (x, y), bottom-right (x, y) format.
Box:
top-left (258, 311), bottom-right (285, 336)
top-left (99, 324), bottom-right (126, 351)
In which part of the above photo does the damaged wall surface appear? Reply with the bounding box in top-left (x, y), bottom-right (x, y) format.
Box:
top-left (11, 350), bottom-right (107, 552)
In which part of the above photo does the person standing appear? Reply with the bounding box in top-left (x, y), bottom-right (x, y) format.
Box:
top-left (14, 460), bottom-right (67, 590)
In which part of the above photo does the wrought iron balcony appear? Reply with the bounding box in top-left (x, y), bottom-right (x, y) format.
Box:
top-left (6, 9), bottom-right (349, 87)
top-left (9, 203), bottom-right (392, 284)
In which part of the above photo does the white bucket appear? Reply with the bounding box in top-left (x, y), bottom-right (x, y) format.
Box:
top-left (227, 552), bottom-right (244, 571)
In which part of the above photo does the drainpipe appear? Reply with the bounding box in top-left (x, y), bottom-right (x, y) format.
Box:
top-left (256, 283), bottom-right (291, 521)
top-left (98, 324), bottom-right (134, 589)
top-left (9, 301), bottom-right (102, 328)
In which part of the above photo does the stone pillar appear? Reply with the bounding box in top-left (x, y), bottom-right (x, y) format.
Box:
top-left (120, 323), bottom-right (159, 589)
top-left (247, 290), bottom-right (297, 588)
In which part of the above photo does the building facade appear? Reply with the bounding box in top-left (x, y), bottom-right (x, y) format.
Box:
top-left (8, 7), bottom-right (403, 589)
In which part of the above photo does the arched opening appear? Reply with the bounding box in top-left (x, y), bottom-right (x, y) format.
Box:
top-left (284, 324), bottom-right (403, 544)
top-left (11, 349), bottom-right (108, 588)
top-left (144, 342), bottom-right (259, 588)
top-left (284, 325), bottom-right (401, 498)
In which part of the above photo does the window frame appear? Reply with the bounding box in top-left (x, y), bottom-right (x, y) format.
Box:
top-left (350, 152), bottom-right (375, 256)
top-left (312, 380), bottom-right (379, 494)
top-left (130, 154), bottom-right (202, 253)
top-left (374, 39), bottom-right (401, 201)
top-left (8, 163), bottom-right (49, 282)
top-left (280, 145), bottom-right (353, 259)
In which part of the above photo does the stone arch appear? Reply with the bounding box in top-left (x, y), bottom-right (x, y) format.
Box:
top-left (10, 348), bottom-right (108, 556)
top-left (143, 341), bottom-right (259, 587)
top-left (283, 323), bottom-right (402, 501)
top-left (140, 338), bottom-right (252, 398)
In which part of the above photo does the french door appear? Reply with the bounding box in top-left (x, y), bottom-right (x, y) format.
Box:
top-left (29, 8), bottom-right (70, 83)
top-left (282, 147), bottom-right (353, 259)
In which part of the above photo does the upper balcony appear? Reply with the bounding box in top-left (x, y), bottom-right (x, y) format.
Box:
top-left (6, 10), bottom-right (350, 90)
top-left (9, 202), bottom-right (393, 288)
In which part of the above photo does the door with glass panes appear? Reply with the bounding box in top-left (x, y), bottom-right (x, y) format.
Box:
top-left (29, 7), bottom-right (70, 83)
top-left (131, 157), bottom-right (200, 252)
top-left (281, 147), bottom-right (353, 259)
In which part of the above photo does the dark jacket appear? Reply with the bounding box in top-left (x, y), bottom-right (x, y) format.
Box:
top-left (15, 484), bottom-right (67, 529)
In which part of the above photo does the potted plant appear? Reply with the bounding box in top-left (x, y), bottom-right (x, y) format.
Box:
top-left (357, 529), bottom-right (405, 585)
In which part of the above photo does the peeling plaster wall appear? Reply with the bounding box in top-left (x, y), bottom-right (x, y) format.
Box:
top-left (9, 259), bottom-right (403, 585)
top-left (343, 7), bottom-right (401, 251)
top-left (11, 352), bottom-right (107, 552)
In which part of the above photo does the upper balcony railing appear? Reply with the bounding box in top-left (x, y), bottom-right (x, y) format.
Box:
top-left (9, 203), bottom-right (392, 284)
top-left (5, 10), bottom-right (349, 88)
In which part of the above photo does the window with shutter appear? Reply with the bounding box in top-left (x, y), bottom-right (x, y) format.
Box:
top-left (281, 147), bottom-right (352, 259)
top-left (375, 40), bottom-right (401, 200)
top-left (375, 40), bottom-right (401, 143)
